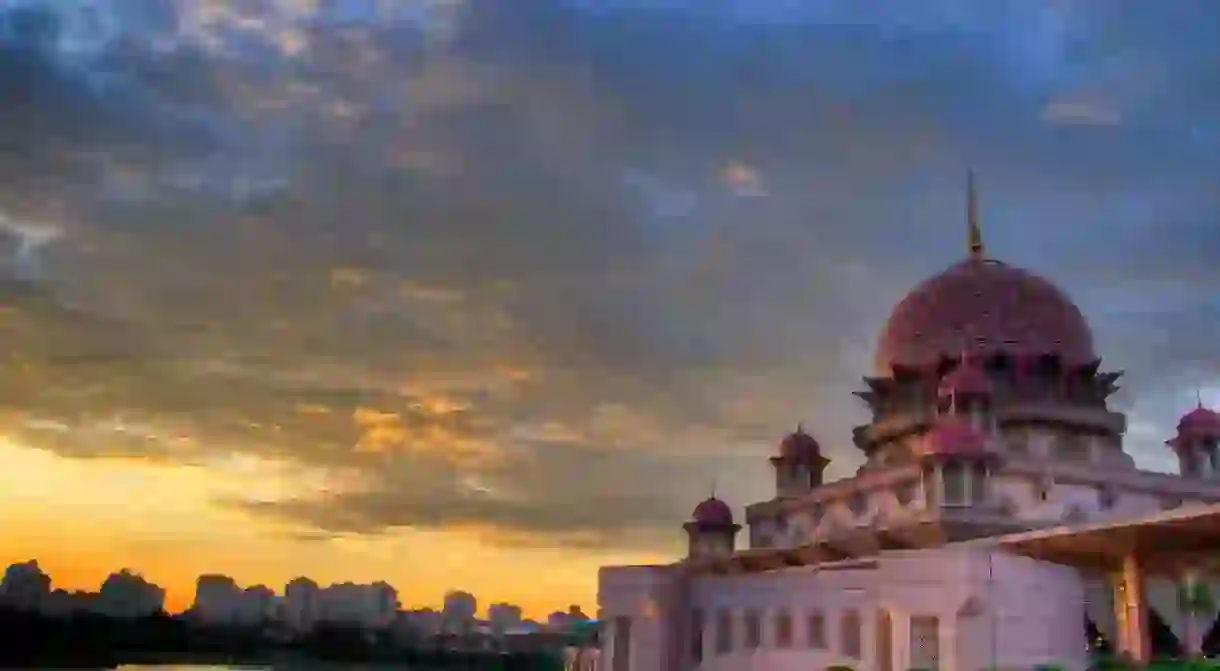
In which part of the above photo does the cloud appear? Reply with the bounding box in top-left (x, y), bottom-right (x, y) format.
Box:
top-left (1042, 97), bottom-right (1122, 127)
top-left (720, 161), bottom-right (767, 198)
top-left (3, 0), bottom-right (1220, 552)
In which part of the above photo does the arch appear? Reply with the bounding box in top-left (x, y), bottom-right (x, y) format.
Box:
top-left (957, 596), bottom-right (985, 619)
top-left (956, 597), bottom-right (988, 671)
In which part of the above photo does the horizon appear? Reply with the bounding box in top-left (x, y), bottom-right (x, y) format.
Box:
top-left (4, 1), bottom-right (1220, 622)
top-left (0, 556), bottom-right (588, 620)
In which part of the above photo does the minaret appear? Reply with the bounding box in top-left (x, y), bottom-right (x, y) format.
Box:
top-left (967, 169), bottom-right (984, 259)
top-left (771, 425), bottom-right (830, 498)
top-left (683, 496), bottom-right (740, 560)
top-left (1167, 401), bottom-right (1220, 479)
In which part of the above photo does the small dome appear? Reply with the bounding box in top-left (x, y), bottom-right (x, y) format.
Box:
top-left (779, 425), bottom-right (825, 462)
top-left (691, 497), bottom-right (734, 526)
top-left (1175, 405), bottom-right (1220, 440)
top-left (937, 357), bottom-right (993, 398)
top-left (921, 420), bottom-right (990, 457)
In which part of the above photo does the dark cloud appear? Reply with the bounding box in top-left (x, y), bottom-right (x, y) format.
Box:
top-left (2, 0), bottom-right (1220, 552)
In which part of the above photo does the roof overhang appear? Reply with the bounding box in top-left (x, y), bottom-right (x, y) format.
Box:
top-left (996, 502), bottom-right (1220, 575)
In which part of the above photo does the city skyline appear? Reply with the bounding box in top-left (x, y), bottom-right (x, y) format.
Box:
top-left (0, 557), bottom-right (585, 625)
top-left (4, 1), bottom-right (1220, 620)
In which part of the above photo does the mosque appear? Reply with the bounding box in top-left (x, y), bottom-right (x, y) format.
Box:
top-left (597, 177), bottom-right (1220, 671)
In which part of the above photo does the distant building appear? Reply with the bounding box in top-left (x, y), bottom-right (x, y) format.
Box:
top-left (239, 584), bottom-right (278, 625)
top-left (488, 602), bottom-right (523, 634)
top-left (315, 581), bottom-right (398, 630)
top-left (281, 577), bottom-right (320, 634)
top-left (0, 560), bottom-right (51, 612)
top-left (96, 569), bottom-right (165, 618)
top-left (403, 607), bottom-right (443, 636)
top-left (441, 590), bottom-right (477, 634)
top-left (191, 574), bottom-right (244, 625)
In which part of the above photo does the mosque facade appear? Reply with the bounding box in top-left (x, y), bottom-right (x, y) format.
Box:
top-left (597, 179), bottom-right (1220, 671)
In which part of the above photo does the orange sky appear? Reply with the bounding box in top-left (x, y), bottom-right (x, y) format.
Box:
top-left (0, 440), bottom-right (667, 618)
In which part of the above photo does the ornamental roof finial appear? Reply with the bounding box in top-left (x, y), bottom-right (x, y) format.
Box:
top-left (967, 169), bottom-right (984, 259)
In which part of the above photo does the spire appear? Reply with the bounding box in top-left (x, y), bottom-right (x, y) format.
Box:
top-left (967, 170), bottom-right (984, 259)
top-left (796, 422), bottom-right (804, 434)
top-left (1198, 389), bottom-right (1205, 409)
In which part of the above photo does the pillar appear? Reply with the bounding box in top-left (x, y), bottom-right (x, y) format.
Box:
top-left (1113, 554), bottom-right (1150, 663)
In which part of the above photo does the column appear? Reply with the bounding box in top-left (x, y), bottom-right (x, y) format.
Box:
top-left (1180, 567), bottom-right (1205, 657)
top-left (1113, 554), bottom-right (1150, 663)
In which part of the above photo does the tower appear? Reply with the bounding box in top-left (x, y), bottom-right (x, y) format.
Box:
top-left (1167, 402), bottom-right (1220, 479)
top-left (683, 497), bottom-right (740, 560)
top-left (770, 425), bottom-right (831, 498)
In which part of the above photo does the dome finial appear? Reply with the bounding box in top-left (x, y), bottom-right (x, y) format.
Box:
top-left (967, 169), bottom-right (984, 259)
top-left (1198, 388), bottom-right (1205, 409)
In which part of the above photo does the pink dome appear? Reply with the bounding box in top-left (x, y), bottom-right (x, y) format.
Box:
top-left (922, 420), bottom-right (990, 457)
top-left (691, 497), bottom-right (734, 526)
top-left (1175, 406), bottom-right (1220, 440)
top-left (875, 258), bottom-right (1095, 373)
top-left (779, 426), bottom-right (825, 463)
top-left (937, 358), bottom-right (993, 398)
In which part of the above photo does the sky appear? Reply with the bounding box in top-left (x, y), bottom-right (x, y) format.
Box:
top-left (2, 0), bottom-right (1220, 617)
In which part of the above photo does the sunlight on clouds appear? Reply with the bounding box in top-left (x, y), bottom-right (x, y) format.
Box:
top-left (329, 266), bottom-right (371, 289)
top-left (507, 421), bottom-right (588, 445)
top-left (294, 403), bottom-right (333, 416)
top-left (395, 363), bottom-right (536, 401)
top-left (0, 439), bottom-right (262, 532)
top-left (1042, 96), bottom-right (1122, 127)
top-left (351, 404), bottom-right (501, 467)
top-left (720, 161), bottom-right (766, 198)
top-left (352, 406), bottom-right (408, 455)
top-left (408, 396), bottom-right (471, 415)
top-left (399, 281), bottom-right (466, 304)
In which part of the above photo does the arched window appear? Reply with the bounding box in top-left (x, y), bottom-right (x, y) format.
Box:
top-left (806, 611), bottom-right (826, 649)
top-left (744, 609), bottom-right (762, 650)
top-left (715, 609), bottom-right (733, 654)
top-left (848, 491), bottom-right (869, 517)
top-left (841, 609), bottom-right (862, 658)
top-left (775, 610), bottom-right (793, 648)
top-left (690, 609), bottom-right (704, 663)
top-left (970, 462), bottom-right (988, 504)
top-left (942, 461), bottom-right (967, 506)
top-left (1096, 485), bottom-right (1117, 510)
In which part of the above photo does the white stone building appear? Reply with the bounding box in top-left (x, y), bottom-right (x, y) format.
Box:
top-left (599, 185), bottom-right (1220, 671)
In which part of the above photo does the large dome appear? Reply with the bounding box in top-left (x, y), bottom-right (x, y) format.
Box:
top-left (875, 257), bottom-right (1096, 373)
